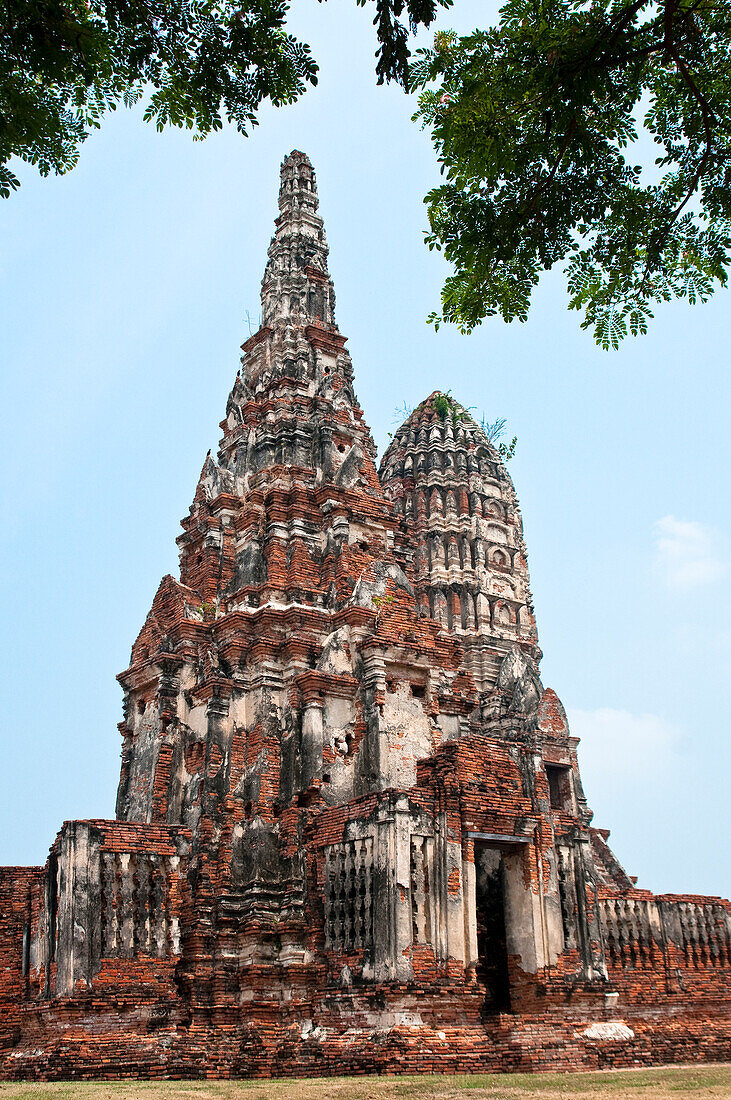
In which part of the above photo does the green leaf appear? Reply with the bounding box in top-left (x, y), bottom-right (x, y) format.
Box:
top-left (411, 0), bottom-right (731, 346)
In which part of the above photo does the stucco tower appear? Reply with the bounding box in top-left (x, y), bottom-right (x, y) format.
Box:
top-left (113, 150), bottom-right (475, 1001)
top-left (380, 397), bottom-right (541, 698)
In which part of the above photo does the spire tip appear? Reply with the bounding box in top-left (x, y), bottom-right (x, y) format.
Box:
top-left (279, 150), bottom-right (319, 213)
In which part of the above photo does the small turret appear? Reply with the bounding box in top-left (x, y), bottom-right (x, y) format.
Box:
top-left (380, 392), bottom-right (541, 695)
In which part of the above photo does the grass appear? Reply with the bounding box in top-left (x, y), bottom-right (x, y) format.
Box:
top-left (0, 1065), bottom-right (729, 1100)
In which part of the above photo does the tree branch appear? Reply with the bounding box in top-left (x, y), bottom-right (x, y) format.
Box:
top-left (640, 0), bottom-right (716, 285)
top-left (523, 117), bottom-right (577, 217)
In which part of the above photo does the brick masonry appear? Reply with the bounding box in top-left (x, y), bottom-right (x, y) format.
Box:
top-left (1, 151), bottom-right (729, 1080)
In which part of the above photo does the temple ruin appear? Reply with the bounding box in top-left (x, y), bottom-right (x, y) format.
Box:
top-left (1, 151), bottom-right (729, 1078)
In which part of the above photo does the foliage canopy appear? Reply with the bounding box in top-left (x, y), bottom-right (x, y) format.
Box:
top-left (0, 0), bottom-right (450, 197)
top-left (411, 0), bottom-right (731, 348)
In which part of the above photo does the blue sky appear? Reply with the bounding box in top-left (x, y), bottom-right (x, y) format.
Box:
top-left (1, 0), bottom-right (729, 898)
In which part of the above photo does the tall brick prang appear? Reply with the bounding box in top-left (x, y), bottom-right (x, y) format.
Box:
top-left (1, 152), bottom-right (729, 1080)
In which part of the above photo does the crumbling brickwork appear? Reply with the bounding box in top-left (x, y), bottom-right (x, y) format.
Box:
top-left (1, 151), bottom-right (729, 1080)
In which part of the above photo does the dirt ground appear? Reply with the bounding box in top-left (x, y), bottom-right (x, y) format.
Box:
top-left (0, 1065), bottom-right (730, 1100)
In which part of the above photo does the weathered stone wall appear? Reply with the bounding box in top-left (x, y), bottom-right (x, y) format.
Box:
top-left (27, 821), bottom-right (190, 1003)
top-left (0, 867), bottom-right (43, 1054)
top-left (598, 892), bottom-right (731, 1003)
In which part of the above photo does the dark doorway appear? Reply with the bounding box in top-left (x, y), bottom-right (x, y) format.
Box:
top-left (475, 846), bottom-right (511, 1012)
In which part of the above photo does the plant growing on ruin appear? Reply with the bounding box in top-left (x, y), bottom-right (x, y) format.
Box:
top-left (432, 393), bottom-right (451, 420)
top-left (412, 1), bottom-right (731, 348)
top-left (392, 399), bottom-right (415, 424)
top-left (0, 0), bottom-right (451, 196)
top-left (432, 390), bottom-right (463, 422)
top-left (372, 592), bottom-right (394, 626)
top-left (499, 436), bottom-right (518, 462)
top-left (481, 415), bottom-right (518, 462)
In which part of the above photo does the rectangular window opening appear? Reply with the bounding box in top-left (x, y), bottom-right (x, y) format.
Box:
top-left (546, 764), bottom-right (573, 813)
